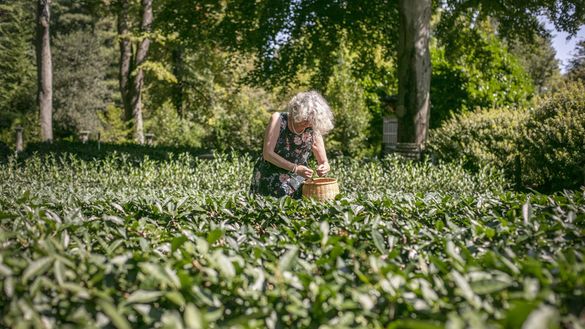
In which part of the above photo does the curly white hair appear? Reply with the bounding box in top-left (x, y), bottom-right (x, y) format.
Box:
top-left (286, 90), bottom-right (334, 135)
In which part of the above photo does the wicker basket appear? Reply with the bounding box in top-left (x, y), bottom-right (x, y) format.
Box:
top-left (302, 177), bottom-right (339, 201)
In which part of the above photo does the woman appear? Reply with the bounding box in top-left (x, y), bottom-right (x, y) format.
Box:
top-left (250, 91), bottom-right (334, 198)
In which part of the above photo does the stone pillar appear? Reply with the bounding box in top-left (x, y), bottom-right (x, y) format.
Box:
top-left (145, 133), bottom-right (154, 146)
top-left (15, 126), bottom-right (24, 152)
top-left (79, 130), bottom-right (90, 143)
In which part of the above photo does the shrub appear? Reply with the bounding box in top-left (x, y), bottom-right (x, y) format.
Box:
top-left (145, 101), bottom-right (206, 148)
top-left (97, 105), bottom-right (132, 143)
top-left (427, 107), bottom-right (527, 174)
top-left (521, 82), bottom-right (585, 190)
top-left (429, 82), bottom-right (585, 191)
top-left (205, 86), bottom-right (273, 153)
top-left (325, 46), bottom-right (372, 158)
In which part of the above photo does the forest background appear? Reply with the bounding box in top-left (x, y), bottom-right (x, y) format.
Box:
top-left (0, 0), bottom-right (584, 160)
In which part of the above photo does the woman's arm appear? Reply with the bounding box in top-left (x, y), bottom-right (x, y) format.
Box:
top-left (312, 131), bottom-right (330, 176)
top-left (263, 113), bottom-right (313, 178)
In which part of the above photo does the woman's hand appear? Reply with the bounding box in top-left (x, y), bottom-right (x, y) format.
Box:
top-left (294, 165), bottom-right (314, 178)
top-left (316, 162), bottom-right (330, 176)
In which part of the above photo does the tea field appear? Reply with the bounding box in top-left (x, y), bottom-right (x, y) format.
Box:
top-left (0, 153), bottom-right (583, 329)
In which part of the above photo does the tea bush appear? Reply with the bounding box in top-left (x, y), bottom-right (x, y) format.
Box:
top-left (0, 153), bottom-right (583, 328)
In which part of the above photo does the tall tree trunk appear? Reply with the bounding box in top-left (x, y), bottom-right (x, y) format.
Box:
top-left (117, 0), bottom-right (132, 122)
top-left (397, 0), bottom-right (431, 145)
top-left (36, 0), bottom-right (53, 142)
top-left (129, 0), bottom-right (153, 144)
top-left (172, 47), bottom-right (184, 119)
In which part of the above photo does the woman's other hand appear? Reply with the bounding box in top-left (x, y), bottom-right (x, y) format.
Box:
top-left (316, 162), bottom-right (330, 176)
top-left (295, 165), bottom-right (314, 178)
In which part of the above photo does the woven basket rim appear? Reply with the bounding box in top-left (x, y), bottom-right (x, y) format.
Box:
top-left (304, 177), bottom-right (337, 185)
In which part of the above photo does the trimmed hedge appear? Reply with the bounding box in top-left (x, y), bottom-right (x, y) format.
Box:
top-left (428, 82), bottom-right (585, 192)
top-left (522, 83), bottom-right (585, 190)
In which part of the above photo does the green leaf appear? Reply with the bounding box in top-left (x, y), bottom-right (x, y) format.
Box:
top-left (446, 240), bottom-right (465, 265)
top-left (4, 276), bottom-right (14, 297)
top-left (214, 251), bottom-right (235, 278)
top-left (371, 229), bottom-right (386, 254)
top-left (470, 278), bottom-right (512, 295)
top-left (111, 202), bottom-right (126, 214)
top-left (521, 305), bottom-right (559, 329)
top-left (503, 301), bottom-right (539, 328)
top-left (0, 262), bottom-right (13, 276)
top-left (105, 215), bottom-right (124, 226)
top-left (98, 300), bottom-right (131, 329)
top-left (278, 246), bottom-right (299, 272)
top-left (165, 291), bottom-right (186, 307)
top-left (54, 259), bottom-right (65, 286)
top-left (320, 221), bottom-right (329, 247)
top-left (522, 201), bottom-right (532, 226)
top-left (22, 257), bottom-right (53, 282)
top-left (451, 271), bottom-right (478, 307)
top-left (207, 229), bottom-right (223, 244)
top-left (125, 290), bottom-right (164, 304)
top-left (171, 235), bottom-right (188, 252)
top-left (184, 303), bottom-right (204, 329)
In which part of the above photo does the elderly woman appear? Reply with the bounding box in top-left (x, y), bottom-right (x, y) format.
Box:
top-left (250, 91), bottom-right (334, 198)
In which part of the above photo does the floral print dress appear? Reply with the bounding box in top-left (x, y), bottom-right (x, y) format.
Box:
top-left (249, 112), bottom-right (314, 198)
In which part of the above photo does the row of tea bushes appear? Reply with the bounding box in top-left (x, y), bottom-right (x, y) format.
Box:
top-left (0, 153), bottom-right (583, 328)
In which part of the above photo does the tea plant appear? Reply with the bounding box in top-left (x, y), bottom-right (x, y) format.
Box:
top-left (0, 153), bottom-right (583, 329)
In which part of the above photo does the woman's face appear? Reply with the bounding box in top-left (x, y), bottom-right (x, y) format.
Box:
top-left (296, 119), bottom-right (311, 130)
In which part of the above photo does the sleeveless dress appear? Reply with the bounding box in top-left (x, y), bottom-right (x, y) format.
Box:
top-left (249, 113), bottom-right (314, 198)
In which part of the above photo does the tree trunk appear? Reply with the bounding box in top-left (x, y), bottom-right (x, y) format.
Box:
top-left (129, 0), bottom-right (153, 144)
top-left (397, 0), bottom-right (431, 145)
top-left (117, 0), bottom-right (132, 121)
top-left (36, 0), bottom-right (53, 142)
top-left (172, 47), bottom-right (184, 119)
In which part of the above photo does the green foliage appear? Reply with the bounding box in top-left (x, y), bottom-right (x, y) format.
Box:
top-left (52, 28), bottom-right (116, 136)
top-left (431, 19), bottom-right (535, 128)
top-left (98, 105), bottom-right (132, 143)
top-left (19, 140), bottom-right (210, 162)
top-left (428, 106), bottom-right (527, 174)
top-left (521, 82), bottom-right (585, 190)
top-left (213, 0), bottom-right (399, 88)
top-left (566, 40), bottom-right (585, 83)
top-left (205, 86), bottom-right (273, 153)
top-left (507, 35), bottom-right (562, 94)
top-left (0, 153), bottom-right (583, 328)
top-left (144, 101), bottom-right (206, 148)
top-left (0, 1), bottom-right (36, 135)
top-left (429, 83), bottom-right (585, 191)
top-left (0, 111), bottom-right (42, 148)
top-left (325, 46), bottom-right (372, 158)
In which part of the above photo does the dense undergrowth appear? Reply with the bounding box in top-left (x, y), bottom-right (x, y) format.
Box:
top-left (0, 153), bottom-right (583, 329)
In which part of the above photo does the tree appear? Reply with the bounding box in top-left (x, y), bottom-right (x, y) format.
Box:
top-left (36, 0), bottom-right (53, 142)
top-left (397, 0), bottom-right (431, 144)
top-left (507, 34), bottom-right (561, 94)
top-left (116, 0), bottom-right (132, 124)
top-left (215, 0), bottom-right (399, 89)
top-left (0, 1), bottom-right (36, 143)
top-left (430, 18), bottom-right (535, 128)
top-left (129, 0), bottom-right (153, 144)
top-left (52, 29), bottom-right (115, 135)
top-left (49, 0), bottom-right (117, 137)
top-left (115, 0), bottom-right (153, 144)
top-left (566, 39), bottom-right (585, 83)
top-left (325, 42), bottom-right (371, 157)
